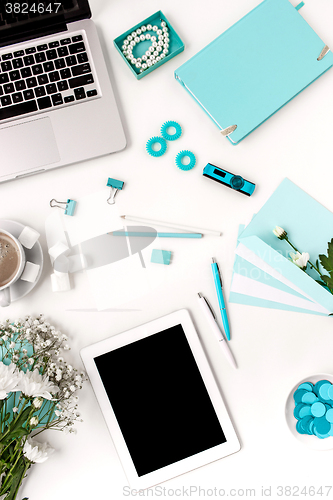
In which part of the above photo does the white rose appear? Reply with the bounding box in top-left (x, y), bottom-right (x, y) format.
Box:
top-left (273, 226), bottom-right (287, 240)
top-left (290, 251), bottom-right (310, 270)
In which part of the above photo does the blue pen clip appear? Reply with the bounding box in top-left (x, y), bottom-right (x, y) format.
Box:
top-left (50, 198), bottom-right (77, 216)
top-left (107, 178), bottom-right (124, 205)
top-left (211, 257), bottom-right (231, 341)
top-left (203, 163), bottom-right (255, 196)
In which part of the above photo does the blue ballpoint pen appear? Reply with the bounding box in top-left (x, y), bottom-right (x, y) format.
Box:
top-left (211, 257), bottom-right (230, 341)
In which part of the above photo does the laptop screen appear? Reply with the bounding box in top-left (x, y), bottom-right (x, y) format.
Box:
top-left (0, 0), bottom-right (91, 47)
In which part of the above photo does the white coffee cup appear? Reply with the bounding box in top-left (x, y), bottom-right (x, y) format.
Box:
top-left (0, 229), bottom-right (26, 307)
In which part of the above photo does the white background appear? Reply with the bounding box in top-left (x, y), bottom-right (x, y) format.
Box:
top-left (1, 0), bottom-right (333, 498)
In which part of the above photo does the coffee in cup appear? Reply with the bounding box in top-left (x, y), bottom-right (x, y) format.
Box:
top-left (0, 232), bottom-right (21, 287)
top-left (0, 230), bottom-right (26, 307)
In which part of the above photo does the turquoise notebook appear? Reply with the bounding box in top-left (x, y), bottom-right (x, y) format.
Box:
top-left (174, 0), bottom-right (333, 145)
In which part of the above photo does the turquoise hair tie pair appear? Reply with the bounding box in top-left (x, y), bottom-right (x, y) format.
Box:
top-left (146, 121), bottom-right (196, 171)
top-left (146, 120), bottom-right (182, 157)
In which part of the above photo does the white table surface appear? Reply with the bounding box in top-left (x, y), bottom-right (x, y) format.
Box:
top-left (1, 0), bottom-right (333, 498)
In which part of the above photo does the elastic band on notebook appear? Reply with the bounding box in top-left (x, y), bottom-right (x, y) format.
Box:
top-left (317, 45), bottom-right (330, 61)
top-left (220, 125), bottom-right (237, 137)
top-left (295, 2), bottom-right (304, 11)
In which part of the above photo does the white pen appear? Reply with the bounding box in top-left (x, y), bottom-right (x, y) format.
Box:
top-left (120, 215), bottom-right (222, 236)
top-left (197, 293), bottom-right (237, 369)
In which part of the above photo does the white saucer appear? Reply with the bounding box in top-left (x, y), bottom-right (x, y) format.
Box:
top-left (285, 373), bottom-right (333, 450)
top-left (0, 219), bottom-right (43, 303)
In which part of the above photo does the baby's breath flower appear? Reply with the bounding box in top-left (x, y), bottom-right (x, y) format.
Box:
top-left (33, 397), bottom-right (43, 409)
top-left (29, 416), bottom-right (39, 427)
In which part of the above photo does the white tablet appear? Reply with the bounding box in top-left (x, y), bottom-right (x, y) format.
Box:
top-left (80, 309), bottom-right (240, 489)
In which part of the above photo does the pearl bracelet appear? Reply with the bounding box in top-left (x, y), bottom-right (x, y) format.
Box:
top-left (122, 20), bottom-right (170, 73)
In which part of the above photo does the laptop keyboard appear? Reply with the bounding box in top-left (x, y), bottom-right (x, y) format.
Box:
top-left (0, 33), bottom-right (98, 122)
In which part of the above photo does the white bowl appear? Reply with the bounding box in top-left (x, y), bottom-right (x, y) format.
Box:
top-left (285, 373), bottom-right (333, 450)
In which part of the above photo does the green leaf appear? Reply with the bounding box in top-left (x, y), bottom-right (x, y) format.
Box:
top-left (315, 279), bottom-right (328, 288)
top-left (10, 428), bottom-right (29, 439)
top-left (0, 406), bottom-right (31, 444)
top-left (319, 238), bottom-right (333, 277)
top-left (321, 275), bottom-right (333, 292)
top-left (9, 406), bottom-right (31, 431)
top-left (4, 458), bottom-right (28, 500)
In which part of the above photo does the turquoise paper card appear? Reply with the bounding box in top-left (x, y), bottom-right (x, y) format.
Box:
top-left (229, 224), bottom-right (327, 316)
top-left (238, 179), bottom-right (333, 314)
top-left (175, 0), bottom-right (333, 144)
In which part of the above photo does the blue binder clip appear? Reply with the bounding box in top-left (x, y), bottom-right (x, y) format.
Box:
top-left (107, 178), bottom-right (124, 205)
top-left (203, 163), bottom-right (255, 196)
top-left (50, 198), bottom-right (77, 216)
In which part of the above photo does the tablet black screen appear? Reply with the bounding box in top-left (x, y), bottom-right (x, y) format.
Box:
top-left (94, 324), bottom-right (226, 477)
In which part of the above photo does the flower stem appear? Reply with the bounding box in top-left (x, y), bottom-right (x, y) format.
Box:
top-left (284, 237), bottom-right (323, 278)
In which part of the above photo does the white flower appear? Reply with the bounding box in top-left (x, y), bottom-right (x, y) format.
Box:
top-left (9, 342), bottom-right (15, 349)
top-left (23, 437), bottom-right (54, 464)
top-left (13, 407), bottom-right (18, 413)
top-left (290, 251), bottom-right (310, 270)
top-left (29, 416), bottom-right (38, 427)
top-left (33, 397), bottom-right (43, 409)
top-left (273, 226), bottom-right (287, 240)
top-left (0, 362), bottom-right (21, 399)
top-left (17, 368), bottom-right (59, 400)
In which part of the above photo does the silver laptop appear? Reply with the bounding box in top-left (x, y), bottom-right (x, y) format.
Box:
top-left (0, 0), bottom-right (126, 183)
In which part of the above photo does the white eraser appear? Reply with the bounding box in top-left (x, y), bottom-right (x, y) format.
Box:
top-left (18, 226), bottom-right (40, 249)
top-left (51, 271), bottom-right (71, 292)
top-left (20, 262), bottom-right (40, 283)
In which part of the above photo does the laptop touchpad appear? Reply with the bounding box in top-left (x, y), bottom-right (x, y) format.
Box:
top-left (0, 117), bottom-right (60, 177)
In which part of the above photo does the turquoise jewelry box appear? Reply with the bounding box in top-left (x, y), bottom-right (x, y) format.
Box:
top-left (114, 11), bottom-right (184, 80)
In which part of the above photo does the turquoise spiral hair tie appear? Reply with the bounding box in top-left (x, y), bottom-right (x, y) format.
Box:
top-left (146, 136), bottom-right (167, 157)
top-left (161, 121), bottom-right (182, 141)
top-left (175, 150), bottom-right (196, 171)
